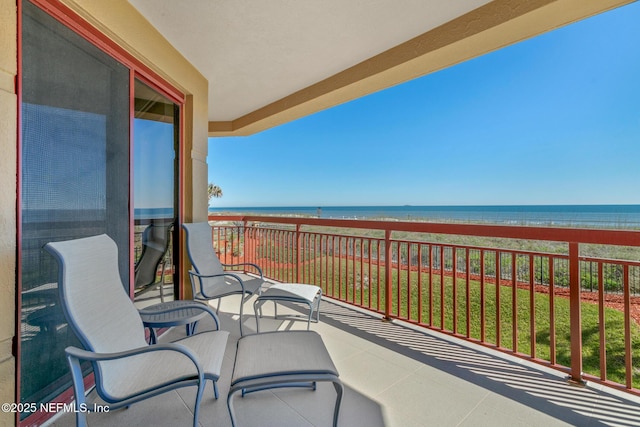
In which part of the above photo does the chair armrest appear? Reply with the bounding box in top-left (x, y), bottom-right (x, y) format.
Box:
top-left (65, 343), bottom-right (205, 408)
top-left (188, 270), bottom-right (249, 298)
top-left (138, 302), bottom-right (221, 330)
top-left (222, 262), bottom-right (264, 279)
top-left (65, 343), bottom-right (204, 372)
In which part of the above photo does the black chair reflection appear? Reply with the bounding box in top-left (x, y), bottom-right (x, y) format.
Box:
top-left (134, 221), bottom-right (173, 302)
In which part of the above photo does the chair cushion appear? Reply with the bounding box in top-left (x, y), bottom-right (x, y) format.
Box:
top-left (260, 283), bottom-right (321, 304)
top-left (99, 330), bottom-right (229, 401)
top-left (231, 331), bottom-right (337, 386)
top-left (182, 222), bottom-right (225, 277)
top-left (45, 235), bottom-right (148, 352)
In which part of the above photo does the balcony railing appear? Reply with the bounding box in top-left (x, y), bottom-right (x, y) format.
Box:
top-left (207, 215), bottom-right (640, 396)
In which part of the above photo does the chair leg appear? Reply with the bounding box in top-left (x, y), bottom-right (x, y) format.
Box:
top-left (193, 379), bottom-right (205, 427)
top-left (238, 293), bottom-right (247, 336)
top-left (253, 299), bottom-right (261, 333)
top-left (227, 387), bottom-right (240, 427)
top-left (306, 301), bottom-right (313, 330)
top-left (314, 291), bottom-right (322, 323)
top-left (332, 380), bottom-right (344, 427)
top-left (149, 327), bottom-right (158, 345)
top-left (258, 299), bottom-right (264, 317)
top-left (159, 261), bottom-right (166, 303)
top-left (66, 354), bottom-right (88, 427)
top-left (186, 320), bottom-right (199, 336)
top-left (213, 380), bottom-right (219, 399)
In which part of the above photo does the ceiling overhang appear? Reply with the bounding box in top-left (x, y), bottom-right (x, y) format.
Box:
top-left (128, 0), bottom-right (635, 137)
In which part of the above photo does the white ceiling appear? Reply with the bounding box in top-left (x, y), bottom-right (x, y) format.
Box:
top-left (128, 0), bottom-right (492, 123)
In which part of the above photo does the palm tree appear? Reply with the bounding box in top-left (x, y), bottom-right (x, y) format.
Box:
top-left (208, 183), bottom-right (223, 201)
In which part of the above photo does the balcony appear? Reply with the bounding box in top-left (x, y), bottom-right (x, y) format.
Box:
top-left (51, 294), bottom-right (640, 426)
top-left (49, 215), bottom-right (640, 426)
top-left (209, 215), bottom-right (640, 395)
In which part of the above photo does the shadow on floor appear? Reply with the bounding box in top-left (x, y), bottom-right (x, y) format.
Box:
top-left (317, 300), bottom-right (640, 427)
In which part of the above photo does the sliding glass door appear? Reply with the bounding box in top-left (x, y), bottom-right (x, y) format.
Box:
top-left (19, 1), bottom-right (182, 421)
top-left (133, 80), bottom-right (180, 304)
top-left (20, 1), bottom-right (129, 414)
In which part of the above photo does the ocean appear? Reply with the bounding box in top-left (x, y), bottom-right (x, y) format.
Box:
top-left (208, 205), bottom-right (640, 229)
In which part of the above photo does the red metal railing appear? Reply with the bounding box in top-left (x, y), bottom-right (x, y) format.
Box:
top-left (208, 215), bottom-right (640, 396)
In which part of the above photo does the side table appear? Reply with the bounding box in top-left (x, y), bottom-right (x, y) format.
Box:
top-left (138, 300), bottom-right (214, 344)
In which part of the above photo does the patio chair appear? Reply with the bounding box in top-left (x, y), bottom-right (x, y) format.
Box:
top-left (45, 234), bottom-right (229, 427)
top-left (182, 222), bottom-right (265, 336)
top-left (134, 221), bottom-right (173, 302)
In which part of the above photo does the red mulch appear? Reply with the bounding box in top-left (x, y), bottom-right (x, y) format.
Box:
top-left (526, 283), bottom-right (640, 326)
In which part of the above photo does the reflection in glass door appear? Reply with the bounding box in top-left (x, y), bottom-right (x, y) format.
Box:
top-left (133, 80), bottom-right (179, 305)
top-left (19, 1), bottom-right (130, 416)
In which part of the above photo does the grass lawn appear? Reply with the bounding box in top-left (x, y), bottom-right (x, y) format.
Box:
top-left (301, 257), bottom-right (640, 389)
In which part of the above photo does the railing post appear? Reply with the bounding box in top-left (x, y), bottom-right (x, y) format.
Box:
top-left (243, 219), bottom-right (248, 268)
top-left (296, 224), bottom-right (301, 283)
top-left (623, 264), bottom-right (632, 389)
top-left (568, 242), bottom-right (584, 385)
top-left (384, 229), bottom-right (392, 320)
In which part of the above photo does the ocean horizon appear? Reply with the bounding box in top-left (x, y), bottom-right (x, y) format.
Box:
top-left (207, 204), bottom-right (640, 228)
top-left (22, 205), bottom-right (640, 228)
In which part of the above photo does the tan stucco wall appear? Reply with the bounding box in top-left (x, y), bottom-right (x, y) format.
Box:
top-left (0, 0), bottom-right (17, 424)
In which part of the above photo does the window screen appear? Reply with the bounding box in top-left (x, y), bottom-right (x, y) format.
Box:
top-left (20, 1), bottom-right (130, 412)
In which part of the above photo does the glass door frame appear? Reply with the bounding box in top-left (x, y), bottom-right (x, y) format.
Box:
top-left (16, 0), bottom-right (186, 424)
top-left (132, 76), bottom-right (183, 302)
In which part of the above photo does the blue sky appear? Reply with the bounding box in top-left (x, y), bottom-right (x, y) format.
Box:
top-left (208, 2), bottom-right (640, 208)
top-left (134, 119), bottom-right (175, 208)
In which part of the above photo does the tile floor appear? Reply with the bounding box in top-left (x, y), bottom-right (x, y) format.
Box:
top-left (48, 296), bottom-right (640, 427)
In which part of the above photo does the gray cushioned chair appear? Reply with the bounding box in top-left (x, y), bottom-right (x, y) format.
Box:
top-left (45, 234), bottom-right (229, 427)
top-left (182, 222), bottom-right (265, 336)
